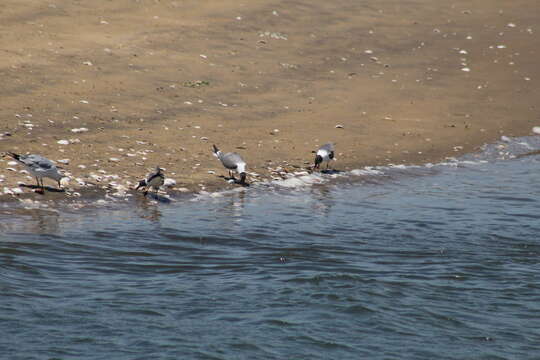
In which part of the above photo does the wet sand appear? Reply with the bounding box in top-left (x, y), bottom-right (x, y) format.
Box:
top-left (1, 0), bottom-right (539, 198)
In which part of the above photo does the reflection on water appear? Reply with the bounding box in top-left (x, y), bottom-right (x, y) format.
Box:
top-left (0, 208), bottom-right (61, 235)
top-left (1, 136), bottom-right (540, 359)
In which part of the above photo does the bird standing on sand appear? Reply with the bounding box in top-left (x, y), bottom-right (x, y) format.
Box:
top-left (5, 152), bottom-right (64, 193)
top-left (212, 144), bottom-right (247, 185)
top-left (136, 166), bottom-right (165, 196)
top-left (313, 143), bottom-right (336, 170)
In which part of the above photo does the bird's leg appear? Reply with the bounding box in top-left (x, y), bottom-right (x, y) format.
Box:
top-left (36, 177), bottom-right (45, 194)
top-left (326, 162), bottom-right (329, 170)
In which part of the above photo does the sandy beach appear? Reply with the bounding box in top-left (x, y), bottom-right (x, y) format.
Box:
top-left (1, 0), bottom-right (539, 197)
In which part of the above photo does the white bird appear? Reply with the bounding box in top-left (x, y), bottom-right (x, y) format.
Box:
top-left (136, 166), bottom-right (165, 196)
top-left (6, 152), bottom-right (64, 193)
top-left (313, 143), bottom-right (336, 170)
top-left (212, 145), bottom-right (247, 185)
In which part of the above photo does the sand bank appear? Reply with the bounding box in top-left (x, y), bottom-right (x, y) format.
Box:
top-left (1, 0), bottom-right (539, 198)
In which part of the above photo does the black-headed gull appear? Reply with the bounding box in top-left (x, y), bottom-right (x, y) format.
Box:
top-left (6, 152), bottom-right (64, 193)
top-left (313, 143), bottom-right (336, 170)
top-left (136, 166), bottom-right (165, 196)
top-left (212, 145), bottom-right (247, 185)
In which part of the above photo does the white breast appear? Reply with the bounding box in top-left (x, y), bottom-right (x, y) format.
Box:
top-left (317, 149), bottom-right (330, 162)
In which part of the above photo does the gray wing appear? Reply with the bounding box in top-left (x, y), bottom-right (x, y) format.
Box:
top-left (220, 152), bottom-right (244, 170)
top-left (22, 154), bottom-right (55, 170)
top-left (319, 143), bottom-right (335, 152)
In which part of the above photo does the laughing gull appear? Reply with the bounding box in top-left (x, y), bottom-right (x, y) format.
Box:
top-left (313, 143), bottom-right (336, 170)
top-left (136, 166), bottom-right (165, 196)
top-left (212, 144), bottom-right (247, 185)
top-left (5, 152), bottom-right (64, 193)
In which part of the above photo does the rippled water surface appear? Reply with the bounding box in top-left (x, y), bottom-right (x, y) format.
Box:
top-left (1, 138), bottom-right (540, 359)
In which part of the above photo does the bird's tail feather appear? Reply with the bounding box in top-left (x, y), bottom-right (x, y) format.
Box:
top-left (6, 152), bottom-right (21, 162)
top-left (212, 145), bottom-right (221, 158)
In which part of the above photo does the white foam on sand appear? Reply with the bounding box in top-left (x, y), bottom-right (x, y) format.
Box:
top-left (271, 173), bottom-right (325, 188)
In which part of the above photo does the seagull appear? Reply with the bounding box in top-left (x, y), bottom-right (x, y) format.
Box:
top-left (212, 144), bottom-right (247, 185)
top-left (5, 152), bottom-right (64, 193)
top-left (136, 166), bottom-right (165, 196)
top-left (313, 143), bottom-right (336, 170)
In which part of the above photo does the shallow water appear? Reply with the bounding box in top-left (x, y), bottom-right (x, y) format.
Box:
top-left (1, 137), bottom-right (540, 359)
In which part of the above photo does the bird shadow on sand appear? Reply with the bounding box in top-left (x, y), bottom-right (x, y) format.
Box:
top-left (217, 175), bottom-right (250, 187)
top-left (320, 169), bottom-right (341, 175)
top-left (141, 192), bottom-right (172, 203)
top-left (308, 169), bottom-right (342, 175)
top-left (19, 184), bottom-right (65, 193)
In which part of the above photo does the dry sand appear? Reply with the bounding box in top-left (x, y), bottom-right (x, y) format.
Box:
top-left (1, 0), bottom-right (539, 197)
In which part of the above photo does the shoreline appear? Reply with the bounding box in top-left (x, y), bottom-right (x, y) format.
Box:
top-left (3, 133), bottom-right (540, 211)
top-left (1, 0), bottom-right (539, 200)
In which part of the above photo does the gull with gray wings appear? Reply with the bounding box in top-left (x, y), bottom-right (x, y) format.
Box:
top-left (212, 145), bottom-right (247, 185)
top-left (313, 143), bottom-right (336, 171)
top-left (5, 152), bottom-right (64, 193)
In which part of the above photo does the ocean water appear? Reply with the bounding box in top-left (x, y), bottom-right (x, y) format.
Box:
top-left (1, 137), bottom-right (540, 359)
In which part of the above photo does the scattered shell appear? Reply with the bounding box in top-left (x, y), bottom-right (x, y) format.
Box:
top-left (335, 124), bottom-right (344, 129)
top-left (79, 100), bottom-right (89, 104)
top-left (57, 159), bottom-right (70, 164)
top-left (11, 188), bottom-right (23, 195)
top-left (71, 128), bottom-right (89, 133)
top-left (259, 31), bottom-right (288, 40)
top-left (109, 157), bottom-right (120, 162)
top-left (461, 67), bottom-right (471, 72)
top-left (7, 161), bottom-right (18, 166)
top-left (57, 139), bottom-right (69, 145)
top-left (532, 126), bottom-right (540, 135)
top-left (60, 177), bottom-right (70, 187)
